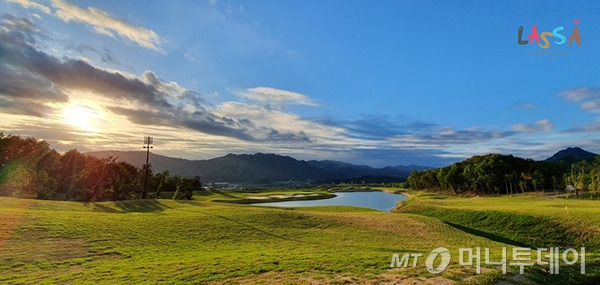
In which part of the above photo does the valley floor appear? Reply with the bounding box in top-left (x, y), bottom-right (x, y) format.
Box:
top-left (0, 190), bottom-right (598, 284)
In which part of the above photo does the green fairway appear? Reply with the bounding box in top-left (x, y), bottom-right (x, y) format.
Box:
top-left (1, 191), bottom-right (599, 284)
top-left (396, 192), bottom-right (600, 249)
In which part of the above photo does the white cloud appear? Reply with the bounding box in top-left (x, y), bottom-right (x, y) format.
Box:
top-left (6, 0), bottom-right (51, 14)
top-left (559, 87), bottom-right (600, 114)
top-left (51, 0), bottom-right (162, 51)
top-left (8, 0), bottom-right (163, 51)
top-left (512, 119), bottom-right (554, 133)
top-left (237, 87), bottom-right (319, 106)
top-left (141, 70), bottom-right (187, 99)
top-left (581, 100), bottom-right (600, 113)
top-left (559, 87), bottom-right (599, 102)
top-left (215, 101), bottom-right (344, 142)
top-left (184, 50), bottom-right (197, 62)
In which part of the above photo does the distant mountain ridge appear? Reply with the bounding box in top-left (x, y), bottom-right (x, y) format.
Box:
top-left (545, 147), bottom-right (598, 163)
top-left (86, 151), bottom-right (431, 183)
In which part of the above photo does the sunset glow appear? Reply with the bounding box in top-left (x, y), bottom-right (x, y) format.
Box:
top-left (61, 103), bottom-right (100, 132)
top-left (0, 0), bottom-right (599, 167)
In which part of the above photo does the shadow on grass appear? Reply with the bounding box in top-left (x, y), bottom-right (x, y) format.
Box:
top-left (90, 200), bottom-right (169, 213)
top-left (205, 190), bottom-right (241, 199)
top-left (210, 212), bottom-right (307, 243)
top-left (444, 221), bottom-right (532, 248)
top-left (114, 200), bottom-right (170, 213)
top-left (90, 203), bottom-right (122, 213)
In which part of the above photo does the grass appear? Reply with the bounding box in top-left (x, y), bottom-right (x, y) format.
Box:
top-left (395, 192), bottom-right (600, 283)
top-left (0, 189), bottom-right (599, 283)
top-left (157, 188), bottom-right (333, 202)
top-left (396, 192), bottom-right (600, 247)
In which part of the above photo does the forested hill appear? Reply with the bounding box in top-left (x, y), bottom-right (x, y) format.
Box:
top-left (545, 147), bottom-right (598, 164)
top-left (407, 148), bottom-right (600, 195)
top-left (86, 151), bottom-right (431, 183)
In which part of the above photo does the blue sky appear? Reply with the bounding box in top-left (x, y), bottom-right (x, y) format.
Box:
top-left (1, 0), bottom-right (599, 167)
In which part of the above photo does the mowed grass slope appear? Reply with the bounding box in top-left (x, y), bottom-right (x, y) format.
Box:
top-left (395, 192), bottom-right (600, 283)
top-left (1, 191), bottom-right (599, 284)
top-left (1, 193), bottom-right (511, 284)
top-left (396, 193), bottom-right (600, 249)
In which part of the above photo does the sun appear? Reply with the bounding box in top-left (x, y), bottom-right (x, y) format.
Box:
top-left (61, 103), bottom-right (101, 132)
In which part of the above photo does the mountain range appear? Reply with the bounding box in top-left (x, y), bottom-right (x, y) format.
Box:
top-left (87, 147), bottom-right (598, 184)
top-left (86, 151), bottom-right (431, 183)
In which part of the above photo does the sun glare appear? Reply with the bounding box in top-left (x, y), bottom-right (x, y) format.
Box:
top-left (62, 103), bottom-right (101, 132)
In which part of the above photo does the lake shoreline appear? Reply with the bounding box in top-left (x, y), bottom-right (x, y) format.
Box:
top-left (254, 191), bottom-right (408, 212)
top-left (329, 187), bottom-right (412, 198)
top-left (213, 192), bottom-right (336, 204)
top-left (213, 188), bottom-right (410, 212)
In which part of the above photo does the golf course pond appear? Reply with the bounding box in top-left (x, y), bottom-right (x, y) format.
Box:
top-left (255, 191), bottom-right (407, 212)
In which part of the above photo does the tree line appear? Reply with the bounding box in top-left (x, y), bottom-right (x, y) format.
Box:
top-left (407, 153), bottom-right (600, 195)
top-left (0, 134), bottom-right (202, 201)
top-left (565, 159), bottom-right (600, 193)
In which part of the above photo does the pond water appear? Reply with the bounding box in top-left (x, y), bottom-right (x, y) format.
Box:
top-left (257, 191), bottom-right (407, 212)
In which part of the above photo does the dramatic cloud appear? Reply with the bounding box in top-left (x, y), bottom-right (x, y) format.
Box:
top-left (388, 128), bottom-right (511, 147)
top-left (237, 87), bottom-right (318, 106)
top-left (0, 97), bottom-right (54, 117)
top-left (107, 105), bottom-right (268, 142)
top-left (66, 45), bottom-right (120, 64)
top-left (344, 148), bottom-right (459, 168)
top-left (215, 102), bottom-right (339, 142)
top-left (317, 114), bottom-right (438, 140)
top-left (6, 0), bottom-right (163, 51)
top-left (0, 16), bottom-right (68, 116)
top-left (316, 114), bottom-right (519, 162)
top-left (0, 60), bottom-right (68, 102)
top-left (0, 17), bottom-right (305, 143)
top-left (0, 14), bottom-right (44, 45)
top-left (1, 13), bottom-right (39, 32)
top-left (512, 119), bottom-right (554, 133)
top-left (559, 87), bottom-right (599, 102)
top-left (2, 10), bottom-right (586, 167)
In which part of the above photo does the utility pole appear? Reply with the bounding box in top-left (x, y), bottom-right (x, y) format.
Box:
top-left (142, 136), bottom-right (153, 199)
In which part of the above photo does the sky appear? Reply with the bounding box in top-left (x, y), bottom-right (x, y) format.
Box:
top-left (1, 0), bottom-right (599, 167)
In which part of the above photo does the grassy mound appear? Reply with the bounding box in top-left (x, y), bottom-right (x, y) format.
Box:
top-left (395, 193), bottom-right (600, 250)
top-left (1, 190), bottom-right (599, 283)
top-left (395, 193), bottom-right (600, 284)
top-left (0, 194), bottom-right (511, 284)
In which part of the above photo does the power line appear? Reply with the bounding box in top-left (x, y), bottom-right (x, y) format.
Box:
top-left (142, 136), bottom-right (153, 199)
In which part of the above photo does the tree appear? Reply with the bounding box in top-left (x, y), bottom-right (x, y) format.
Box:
top-left (190, 176), bottom-right (202, 193)
top-left (0, 134), bottom-right (155, 202)
top-left (172, 177), bottom-right (185, 200)
top-left (407, 153), bottom-right (575, 195)
top-left (57, 149), bottom-right (87, 200)
top-left (34, 170), bottom-right (58, 200)
top-left (155, 170), bottom-right (169, 199)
